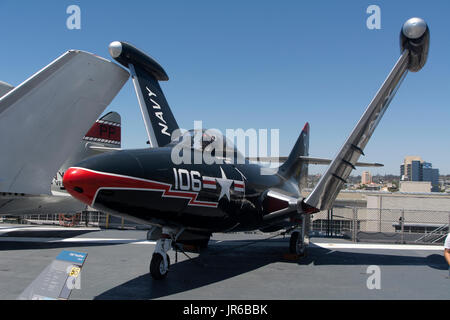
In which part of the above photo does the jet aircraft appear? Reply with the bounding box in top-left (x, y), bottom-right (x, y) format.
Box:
top-left (63, 18), bottom-right (430, 279)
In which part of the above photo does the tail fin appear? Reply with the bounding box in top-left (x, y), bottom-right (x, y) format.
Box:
top-left (0, 50), bottom-right (129, 195)
top-left (53, 112), bottom-right (122, 190)
top-left (279, 123), bottom-right (310, 188)
top-left (109, 41), bottom-right (179, 147)
top-left (83, 111), bottom-right (121, 147)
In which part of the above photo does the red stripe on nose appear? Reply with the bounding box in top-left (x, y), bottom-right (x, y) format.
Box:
top-left (63, 167), bottom-right (220, 208)
top-left (63, 168), bottom-right (100, 206)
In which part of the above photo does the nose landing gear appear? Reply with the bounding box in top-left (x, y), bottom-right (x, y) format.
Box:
top-left (150, 251), bottom-right (171, 280)
top-left (149, 227), bottom-right (179, 280)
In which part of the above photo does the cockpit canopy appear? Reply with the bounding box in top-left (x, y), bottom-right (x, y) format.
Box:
top-left (169, 129), bottom-right (243, 160)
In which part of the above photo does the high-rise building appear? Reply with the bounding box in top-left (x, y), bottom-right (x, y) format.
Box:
top-left (400, 156), bottom-right (440, 192)
top-left (361, 171), bottom-right (372, 185)
top-left (422, 162), bottom-right (440, 192)
top-left (400, 156), bottom-right (423, 181)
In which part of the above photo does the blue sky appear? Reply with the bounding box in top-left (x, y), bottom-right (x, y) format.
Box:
top-left (0, 1), bottom-right (448, 175)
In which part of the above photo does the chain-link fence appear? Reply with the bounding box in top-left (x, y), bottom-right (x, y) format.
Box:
top-left (310, 207), bottom-right (450, 244)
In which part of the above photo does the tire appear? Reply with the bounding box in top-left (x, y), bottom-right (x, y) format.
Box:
top-left (289, 232), bottom-right (306, 256)
top-left (150, 253), bottom-right (170, 280)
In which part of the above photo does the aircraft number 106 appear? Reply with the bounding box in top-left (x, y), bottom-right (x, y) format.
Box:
top-left (173, 168), bottom-right (202, 192)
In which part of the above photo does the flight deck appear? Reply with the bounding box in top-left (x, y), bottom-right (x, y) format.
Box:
top-left (0, 224), bottom-right (448, 300)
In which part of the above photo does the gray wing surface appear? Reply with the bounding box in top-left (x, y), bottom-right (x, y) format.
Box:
top-left (304, 17), bottom-right (430, 211)
top-left (0, 51), bottom-right (129, 195)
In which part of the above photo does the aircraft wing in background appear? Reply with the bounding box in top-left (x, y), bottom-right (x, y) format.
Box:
top-left (0, 50), bottom-right (129, 195)
top-left (303, 18), bottom-right (429, 212)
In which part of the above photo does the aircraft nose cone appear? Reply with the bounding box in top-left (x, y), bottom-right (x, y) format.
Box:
top-left (63, 167), bottom-right (97, 206)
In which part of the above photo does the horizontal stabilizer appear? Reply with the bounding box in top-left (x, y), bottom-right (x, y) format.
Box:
top-left (247, 156), bottom-right (383, 167)
top-left (0, 51), bottom-right (129, 195)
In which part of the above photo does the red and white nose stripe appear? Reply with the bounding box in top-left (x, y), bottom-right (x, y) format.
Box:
top-left (63, 167), bottom-right (104, 206)
top-left (63, 167), bottom-right (158, 206)
top-left (63, 167), bottom-right (220, 208)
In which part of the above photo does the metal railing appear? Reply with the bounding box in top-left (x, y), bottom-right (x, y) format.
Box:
top-left (414, 223), bottom-right (449, 243)
top-left (2, 211), bottom-right (144, 230)
top-left (310, 207), bottom-right (450, 244)
top-left (2, 206), bottom-right (449, 245)
top-left (3, 211), bottom-right (102, 227)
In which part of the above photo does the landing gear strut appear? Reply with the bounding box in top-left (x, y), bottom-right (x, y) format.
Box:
top-left (289, 231), bottom-right (306, 255)
top-left (149, 227), bottom-right (179, 280)
top-left (289, 214), bottom-right (309, 256)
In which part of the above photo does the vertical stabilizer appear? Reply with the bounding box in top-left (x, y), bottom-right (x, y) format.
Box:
top-left (279, 123), bottom-right (309, 188)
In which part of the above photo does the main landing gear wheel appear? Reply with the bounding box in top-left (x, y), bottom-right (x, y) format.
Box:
top-left (150, 253), bottom-right (170, 280)
top-left (289, 231), bottom-right (306, 256)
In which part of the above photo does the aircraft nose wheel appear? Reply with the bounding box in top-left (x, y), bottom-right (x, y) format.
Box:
top-left (149, 227), bottom-right (177, 280)
top-left (150, 253), bottom-right (171, 280)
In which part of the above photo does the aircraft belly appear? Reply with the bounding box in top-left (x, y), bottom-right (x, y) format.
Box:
top-left (93, 188), bottom-right (241, 231)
